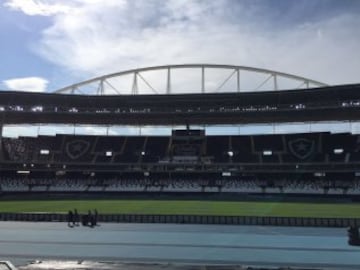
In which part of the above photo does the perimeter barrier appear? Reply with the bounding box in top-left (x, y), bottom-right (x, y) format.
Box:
top-left (0, 212), bottom-right (359, 227)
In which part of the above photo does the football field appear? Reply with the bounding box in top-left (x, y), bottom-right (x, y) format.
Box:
top-left (0, 200), bottom-right (360, 218)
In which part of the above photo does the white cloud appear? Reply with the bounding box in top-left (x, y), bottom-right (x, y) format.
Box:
top-left (3, 0), bottom-right (72, 16)
top-left (3, 77), bottom-right (49, 92)
top-left (3, 1), bottom-right (360, 136)
top-left (4, 0), bottom-right (360, 87)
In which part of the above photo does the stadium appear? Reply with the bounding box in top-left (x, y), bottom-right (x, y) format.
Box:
top-left (1, 64), bottom-right (360, 269)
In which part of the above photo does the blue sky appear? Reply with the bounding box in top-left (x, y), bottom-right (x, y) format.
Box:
top-left (0, 7), bottom-right (51, 83)
top-left (0, 0), bottom-right (360, 93)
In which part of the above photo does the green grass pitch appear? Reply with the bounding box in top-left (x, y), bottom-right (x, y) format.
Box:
top-left (0, 200), bottom-right (359, 218)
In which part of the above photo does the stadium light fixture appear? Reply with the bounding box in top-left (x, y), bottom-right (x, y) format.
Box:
top-left (17, 170), bottom-right (30, 174)
top-left (227, 151), bottom-right (234, 157)
top-left (314, 172), bottom-right (326, 177)
top-left (222, 171), bottom-right (231, 177)
top-left (106, 151), bottom-right (112, 157)
top-left (334, 148), bottom-right (344, 154)
top-left (56, 170), bottom-right (66, 176)
top-left (40, 149), bottom-right (50, 155)
top-left (263, 150), bottom-right (273, 156)
top-left (31, 106), bottom-right (43, 112)
top-left (141, 151), bottom-right (146, 156)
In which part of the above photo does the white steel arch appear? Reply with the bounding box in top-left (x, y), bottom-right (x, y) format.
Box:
top-left (54, 64), bottom-right (328, 95)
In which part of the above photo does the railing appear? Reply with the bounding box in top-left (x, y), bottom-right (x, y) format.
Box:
top-left (0, 212), bottom-right (359, 227)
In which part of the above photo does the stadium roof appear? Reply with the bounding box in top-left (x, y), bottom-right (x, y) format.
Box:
top-left (53, 64), bottom-right (328, 95)
top-left (0, 83), bottom-right (360, 125)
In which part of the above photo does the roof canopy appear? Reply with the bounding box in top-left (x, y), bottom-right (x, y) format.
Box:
top-left (54, 64), bottom-right (327, 95)
top-left (0, 83), bottom-right (359, 125)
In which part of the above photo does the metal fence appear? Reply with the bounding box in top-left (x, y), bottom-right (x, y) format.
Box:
top-left (0, 212), bottom-right (359, 227)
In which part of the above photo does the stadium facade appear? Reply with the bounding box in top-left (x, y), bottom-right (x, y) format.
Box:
top-left (0, 64), bottom-right (360, 196)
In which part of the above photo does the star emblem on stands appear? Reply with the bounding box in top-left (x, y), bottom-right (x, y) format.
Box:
top-left (66, 140), bottom-right (90, 159)
top-left (71, 143), bottom-right (84, 153)
top-left (295, 142), bottom-right (308, 152)
top-left (288, 138), bottom-right (315, 160)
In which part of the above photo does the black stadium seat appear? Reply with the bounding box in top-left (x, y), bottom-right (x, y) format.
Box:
top-left (1, 131), bottom-right (360, 195)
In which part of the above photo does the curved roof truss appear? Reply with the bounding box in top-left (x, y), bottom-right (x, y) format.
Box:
top-left (54, 64), bottom-right (328, 95)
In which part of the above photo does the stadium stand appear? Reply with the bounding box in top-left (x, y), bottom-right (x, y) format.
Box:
top-left (3, 132), bottom-right (360, 165)
top-left (1, 176), bottom-right (360, 194)
top-left (0, 173), bottom-right (360, 195)
top-left (1, 81), bottom-right (360, 198)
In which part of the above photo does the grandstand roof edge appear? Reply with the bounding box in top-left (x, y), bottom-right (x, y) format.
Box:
top-left (52, 64), bottom-right (329, 95)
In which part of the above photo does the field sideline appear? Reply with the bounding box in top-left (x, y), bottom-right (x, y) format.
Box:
top-left (0, 200), bottom-right (360, 218)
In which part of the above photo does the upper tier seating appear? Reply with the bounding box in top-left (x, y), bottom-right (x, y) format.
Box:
top-left (2, 132), bottom-right (360, 166)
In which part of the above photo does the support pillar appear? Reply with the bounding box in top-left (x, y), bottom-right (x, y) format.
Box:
top-left (0, 124), bottom-right (3, 162)
top-left (236, 69), bottom-right (240, 92)
top-left (132, 72), bottom-right (138, 95)
top-left (273, 74), bottom-right (278, 91)
top-left (166, 68), bottom-right (171, 94)
top-left (201, 66), bottom-right (205, 93)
